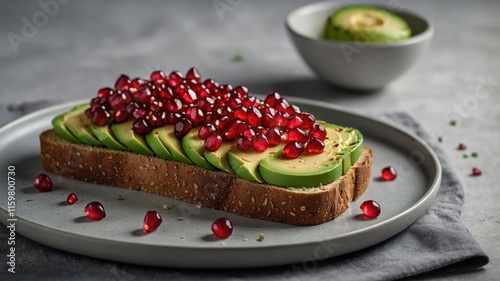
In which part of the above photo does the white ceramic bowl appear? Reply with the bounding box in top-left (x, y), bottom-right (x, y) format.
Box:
top-left (286, 2), bottom-right (433, 90)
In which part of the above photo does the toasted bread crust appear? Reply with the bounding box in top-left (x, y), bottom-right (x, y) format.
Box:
top-left (40, 130), bottom-right (372, 225)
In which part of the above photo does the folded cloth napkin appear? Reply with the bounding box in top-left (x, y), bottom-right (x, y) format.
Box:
top-left (0, 102), bottom-right (489, 281)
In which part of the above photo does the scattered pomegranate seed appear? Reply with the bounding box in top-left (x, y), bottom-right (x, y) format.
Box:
top-left (143, 210), bottom-right (162, 233)
top-left (211, 218), bottom-right (233, 238)
top-left (109, 90), bottom-right (132, 110)
top-left (114, 74), bottom-right (131, 90)
top-left (471, 168), bottom-right (482, 176)
top-left (150, 70), bottom-right (166, 82)
top-left (308, 124), bottom-right (327, 140)
top-left (266, 127), bottom-right (282, 147)
top-left (186, 67), bottom-right (201, 83)
top-left (84, 201), bottom-right (106, 220)
top-left (204, 134), bottom-right (223, 152)
top-left (252, 133), bottom-right (269, 152)
top-left (174, 118), bottom-right (193, 138)
top-left (66, 193), bottom-right (78, 205)
top-left (185, 106), bottom-right (205, 126)
top-left (299, 113), bottom-right (315, 130)
top-left (97, 87), bottom-right (113, 99)
top-left (264, 92), bottom-right (281, 107)
top-left (237, 136), bottom-right (253, 151)
top-left (360, 200), bottom-right (380, 218)
top-left (91, 107), bottom-right (113, 126)
top-left (381, 166), bottom-right (397, 181)
top-left (306, 138), bottom-right (325, 154)
top-left (247, 107), bottom-right (262, 127)
top-left (198, 124), bottom-right (217, 139)
top-left (287, 115), bottom-right (303, 129)
top-left (34, 173), bottom-right (53, 192)
top-left (457, 143), bottom-right (466, 150)
top-left (287, 128), bottom-right (309, 144)
top-left (133, 117), bottom-right (152, 135)
top-left (282, 141), bottom-right (304, 159)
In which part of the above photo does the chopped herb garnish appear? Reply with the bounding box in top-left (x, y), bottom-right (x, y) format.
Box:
top-left (463, 154), bottom-right (468, 158)
top-left (257, 232), bottom-right (265, 242)
top-left (231, 53), bottom-right (244, 62)
top-left (26, 199), bottom-right (33, 202)
top-left (471, 152), bottom-right (478, 158)
top-left (117, 195), bottom-right (125, 200)
top-left (449, 120), bottom-right (457, 126)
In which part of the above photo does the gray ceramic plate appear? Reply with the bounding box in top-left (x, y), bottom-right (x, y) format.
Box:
top-left (0, 98), bottom-right (441, 268)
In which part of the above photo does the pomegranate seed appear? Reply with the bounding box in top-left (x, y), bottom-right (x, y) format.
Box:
top-left (34, 173), bottom-right (53, 192)
top-left (381, 166), bottom-right (397, 181)
top-left (165, 98), bottom-right (183, 113)
top-left (247, 107), bottom-right (262, 127)
top-left (360, 200), bottom-right (381, 218)
top-left (227, 97), bottom-right (242, 108)
top-left (186, 106), bottom-right (205, 126)
top-left (215, 116), bottom-right (231, 132)
top-left (97, 87), bottom-right (113, 99)
top-left (143, 210), bottom-right (162, 233)
top-left (90, 97), bottom-right (108, 111)
top-left (186, 67), bottom-right (201, 83)
top-left (150, 70), bottom-right (166, 82)
top-left (237, 136), bottom-right (253, 151)
top-left (168, 71), bottom-right (184, 87)
top-left (457, 143), bottom-right (466, 150)
top-left (218, 84), bottom-right (233, 97)
top-left (272, 113), bottom-right (289, 128)
top-left (211, 217), bottom-right (233, 238)
top-left (113, 108), bottom-right (130, 123)
top-left (264, 92), bottom-right (281, 107)
top-left (222, 119), bottom-right (246, 141)
top-left (167, 112), bottom-right (182, 124)
top-left (114, 74), bottom-right (131, 90)
top-left (84, 201), bottom-right (106, 220)
top-left (148, 110), bottom-right (168, 127)
top-left (198, 124), bottom-right (216, 139)
top-left (262, 113), bottom-right (274, 127)
top-left (241, 128), bottom-right (256, 138)
top-left (149, 99), bottom-right (163, 112)
top-left (85, 108), bottom-right (93, 119)
top-left (252, 133), bottom-right (269, 152)
top-left (67, 193), bottom-right (78, 205)
top-left (197, 97), bottom-right (215, 112)
top-left (299, 113), bottom-right (315, 130)
top-left (287, 115), bottom-right (303, 129)
top-left (203, 78), bottom-right (219, 92)
top-left (287, 128), bottom-right (309, 143)
top-left (204, 134), bottom-right (223, 152)
top-left (133, 117), bottom-right (152, 135)
top-left (130, 77), bottom-right (145, 90)
top-left (134, 85), bottom-right (153, 104)
top-left (282, 141), bottom-right (304, 159)
top-left (306, 138), bottom-right (325, 154)
top-left (471, 168), bottom-right (482, 176)
top-left (174, 118), bottom-right (192, 138)
top-left (234, 106), bottom-right (248, 121)
top-left (287, 105), bottom-right (301, 115)
top-left (234, 85), bottom-right (249, 98)
top-left (92, 107), bottom-right (113, 126)
top-left (132, 108), bottom-right (149, 119)
top-left (275, 101), bottom-right (289, 113)
top-left (109, 90), bottom-right (132, 110)
top-left (308, 124), bottom-right (327, 140)
top-left (266, 127), bottom-right (282, 147)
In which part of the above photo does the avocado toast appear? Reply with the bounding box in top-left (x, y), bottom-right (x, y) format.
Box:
top-left (40, 68), bottom-right (372, 225)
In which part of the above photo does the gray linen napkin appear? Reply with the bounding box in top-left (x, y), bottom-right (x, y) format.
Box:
top-left (0, 102), bottom-right (489, 281)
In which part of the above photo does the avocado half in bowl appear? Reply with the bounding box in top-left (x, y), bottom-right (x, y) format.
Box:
top-left (286, 2), bottom-right (433, 90)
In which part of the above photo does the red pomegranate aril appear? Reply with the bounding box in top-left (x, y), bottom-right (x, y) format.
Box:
top-left (109, 90), bottom-right (132, 110)
top-left (306, 138), bottom-right (325, 154)
top-left (287, 115), bottom-right (303, 129)
top-left (197, 97), bottom-right (215, 112)
top-left (247, 107), bottom-right (262, 127)
top-left (97, 87), bottom-right (113, 99)
top-left (167, 112), bottom-right (182, 124)
top-left (237, 136), bottom-right (253, 151)
top-left (299, 113), bottom-right (315, 130)
top-left (287, 128), bottom-right (309, 144)
top-left (198, 124), bottom-right (217, 139)
top-left (457, 143), bottom-right (466, 150)
top-left (360, 200), bottom-right (381, 218)
top-left (186, 106), bottom-right (205, 126)
top-left (186, 67), bottom-right (201, 83)
top-left (67, 193), bottom-right (78, 205)
top-left (168, 71), bottom-right (184, 87)
top-left (174, 118), bottom-right (193, 138)
top-left (130, 77), bottom-right (145, 90)
top-left (228, 97), bottom-right (242, 108)
top-left (471, 168), bottom-right (482, 176)
top-left (114, 74), bottom-right (131, 90)
top-left (134, 85), bottom-right (153, 104)
top-left (381, 166), bottom-right (397, 181)
top-left (113, 108), bottom-right (130, 123)
top-left (234, 85), bottom-right (249, 98)
top-left (132, 108), bottom-right (149, 119)
top-left (267, 127), bottom-right (282, 147)
top-left (133, 118), bottom-right (152, 135)
top-left (211, 217), bottom-right (233, 239)
top-left (165, 98), bottom-right (183, 113)
top-left (143, 210), bottom-right (162, 233)
top-left (222, 119), bottom-right (246, 141)
top-left (160, 87), bottom-right (174, 100)
top-left (181, 88), bottom-right (198, 104)
top-left (272, 113), bottom-right (289, 128)
top-left (218, 84), bottom-right (233, 97)
top-left (204, 133), bottom-right (223, 152)
top-left (150, 70), bottom-right (166, 82)
top-left (84, 201), bottom-right (106, 220)
top-left (92, 107), bottom-right (113, 126)
top-left (233, 106), bottom-right (248, 121)
top-left (149, 110), bottom-right (168, 127)
top-left (308, 124), bottom-right (327, 140)
top-left (275, 101), bottom-right (289, 113)
top-left (264, 92), bottom-right (281, 107)
top-left (90, 97), bottom-right (108, 111)
top-left (34, 173), bottom-right (53, 192)
top-left (149, 99), bottom-right (163, 112)
top-left (215, 116), bottom-right (231, 132)
top-left (252, 133), bottom-right (269, 152)
top-left (203, 78), bottom-right (219, 92)
top-left (241, 128), bottom-right (256, 138)
top-left (282, 141), bottom-right (304, 159)
top-left (85, 108), bottom-right (93, 119)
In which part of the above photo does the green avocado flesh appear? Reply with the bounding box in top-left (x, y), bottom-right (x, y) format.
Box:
top-left (52, 106), bottom-right (364, 188)
top-left (324, 6), bottom-right (411, 43)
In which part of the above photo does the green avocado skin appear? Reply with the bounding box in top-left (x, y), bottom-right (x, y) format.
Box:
top-left (324, 6), bottom-right (411, 43)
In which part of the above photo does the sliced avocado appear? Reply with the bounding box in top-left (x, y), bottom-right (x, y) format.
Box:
top-left (145, 128), bottom-right (177, 161)
top-left (154, 125), bottom-right (193, 164)
top-left (111, 120), bottom-right (155, 156)
top-left (90, 122), bottom-right (128, 151)
top-left (324, 6), bottom-right (411, 43)
top-left (205, 141), bottom-right (236, 173)
top-left (227, 145), bottom-right (284, 183)
top-left (52, 113), bottom-right (81, 144)
top-left (181, 130), bottom-right (216, 170)
top-left (64, 106), bottom-right (102, 146)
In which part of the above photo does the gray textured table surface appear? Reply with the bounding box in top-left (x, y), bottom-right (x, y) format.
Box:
top-left (0, 0), bottom-right (499, 280)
